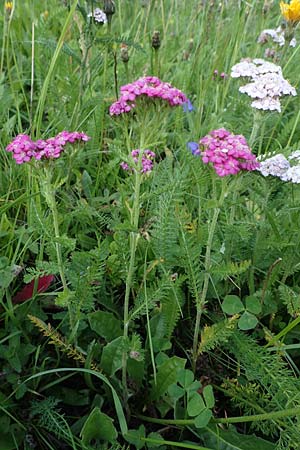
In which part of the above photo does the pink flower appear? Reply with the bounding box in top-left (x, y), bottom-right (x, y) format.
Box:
top-left (199, 128), bottom-right (260, 177)
top-left (6, 131), bottom-right (90, 164)
top-left (110, 76), bottom-right (188, 116)
top-left (121, 149), bottom-right (156, 173)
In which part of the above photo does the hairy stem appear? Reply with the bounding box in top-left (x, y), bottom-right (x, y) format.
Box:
top-left (192, 179), bottom-right (226, 371)
top-left (122, 137), bottom-right (145, 405)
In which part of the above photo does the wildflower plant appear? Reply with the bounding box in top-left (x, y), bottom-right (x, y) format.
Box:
top-left (110, 75), bottom-right (188, 403)
top-left (6, 130), bottom-right (90, 340)
top-left (231, 58), bottom-right (296, 113)
top-left (3, 1), bottom-right (300, 448)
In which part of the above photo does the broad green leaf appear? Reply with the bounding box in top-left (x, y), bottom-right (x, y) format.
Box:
top-left (81, 170), bottom-right (93, 199)
top-left (194, 409), bottom-right (212, 428)
top-left (203, 385), bottom-right (215, 408)
top-left (177, 369), bottom-right (194, 388)
top-left (201, 424), bottom-right (276, 450)
top-left (222, 295), bottom-right (244, 315)
top-left (80, 407), bottom-right (117, 444)
top-left (88, 310), bottom-right (122, 342)
top-left (124, 425), bottom-right (145, 449)
top-left (245, 296), bottom-right (262, 315)
top-left (187, 393), bottom-right (205, 417)
top-left (238, 311), bottom-right (258, 330)
top-left (100, 336), bottom-right (125, 375)
top-left (150, 356), bottom-right (186, 401)
top-left (168, 383), bottom-right (185, 401)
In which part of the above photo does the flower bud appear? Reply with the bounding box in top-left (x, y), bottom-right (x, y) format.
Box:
top-left (151, 30), bottom-right (161, 50)
top-left (120, 44), bottom-right (129, 63)
top-left (103, 0), bottom-right (115, 23)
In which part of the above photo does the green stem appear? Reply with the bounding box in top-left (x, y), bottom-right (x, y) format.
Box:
top-left (122, 138), bottom-right (145, 405)
top-left (43, 168), bottom-right (74, 332)
top-left (141, 436), bottom-right (213, 450)
top-left (137, 406), bottom-right (300, 426)
top-left (45, 175), bottom-right (67, 291)
top-left (192, 179), bottom-right (226, 371)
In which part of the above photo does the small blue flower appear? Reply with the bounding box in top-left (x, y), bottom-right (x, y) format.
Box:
top-left (187, 142), bottom-right (200, 156)
top-left (183, 99), bottom-right (195, 113)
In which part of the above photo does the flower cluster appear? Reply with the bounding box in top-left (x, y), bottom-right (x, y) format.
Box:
top-left (120, 149), bottom-right (156, 173)
top-left (280, 0), bottom-right (300, 23)
top-left (194, 128), bottom-right (259, 177)
top-left (258, 151), bottom-right (300, 183)
top-left (231, 58), bottom-right (296, 112)
top-left (109, 76), bottom-right (188, 116)
top-left (87, 8), bottom-right (107, 24)
top-left (257, 27), bottom-right (296, 48)
top-left (6, 131), bottom-right (90, 164)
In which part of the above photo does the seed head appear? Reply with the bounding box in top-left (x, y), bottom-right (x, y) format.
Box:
top-left (151, 30), bottom-right (161, 50)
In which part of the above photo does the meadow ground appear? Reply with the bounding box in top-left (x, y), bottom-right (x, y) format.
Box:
top-left (1, 0), bottom-right (300, 449)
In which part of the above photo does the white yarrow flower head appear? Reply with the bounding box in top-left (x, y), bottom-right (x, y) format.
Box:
top-left (258, 154), bottom-right (290, 177)
top-left (257, 151), bottom-right (300, 184)
top-left (251, 97), bottom-right (282, 112)
top-left (281, 165), bottom-right (300, 183)
top-left (231, 58), bottom-right (297, 112)
top-left (88, 8), bottom-right (107, 24)
top-left (289, 150), bottom-right (300, 162)
top-left (257, 26), bottom-right (297, 47)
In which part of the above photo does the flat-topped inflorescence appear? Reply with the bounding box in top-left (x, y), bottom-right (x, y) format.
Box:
top-left (231, 58), bottom-right (297, 112)
top-left (109, 76), bottom-right (188, 116)
top-left (258, 27), bottom-right (296, 48)
top-left (258, 150), bottom-right (300, 183)
top-left (192, 128), bottom-right (260, 177)
top-left (6, 131), bottom-right (90, 164)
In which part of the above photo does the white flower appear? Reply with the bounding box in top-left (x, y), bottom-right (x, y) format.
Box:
top-left (88, 8), bottom-right (107, 24)
top-left (251, 97), bottom-right (281, 112)
top-left (252, 59), bottom-right (282, 75)
top-left (257, 27), bottom-right (296, 48)
top-left (289, 150), bottom-right (300, 161)
top-left (231, 58), bottom-right (297, 112)
top-left (240, 73), bottom-right (296, 99)
top-left (281, 165), bottom-right (300, 183)
top-left (231, 60), bottom-right (257, 78)
top-left (257, 154), bottom-right (290, 177)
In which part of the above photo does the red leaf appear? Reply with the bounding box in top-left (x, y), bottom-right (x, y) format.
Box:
top-left (13, 275), bottom-right (55, 303)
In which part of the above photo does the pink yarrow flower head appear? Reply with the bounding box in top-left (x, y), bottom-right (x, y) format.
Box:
top-left (121, 149), bottom-right (156, 173)
top-left (110, 76), bottom-right (188, 116)
top-left (6, 131), bottom-right (90, 164)
top-left (6, 134), bottom-right (36, 164)
top-left (199, 128), bottom-right (260, 177)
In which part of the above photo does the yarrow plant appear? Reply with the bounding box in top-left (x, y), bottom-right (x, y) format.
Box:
top-left (257, 26), bottom-right (296, 48)
top-left (6, 131), bottom-right (90, 164)
top-left (120, 149), bottom-right (156, 173)
top-left (258, 150), bottom-right (300, 183)
top-left (231, 58), bottom-right (297, 112)
top-left (109, 76), bottom-right (188, 115)
top-left (189, 128), bottom-right (259, 177)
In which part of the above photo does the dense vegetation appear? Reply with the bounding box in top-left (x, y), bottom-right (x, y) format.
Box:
top-left (1, 0), bottom-right (300, 449)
